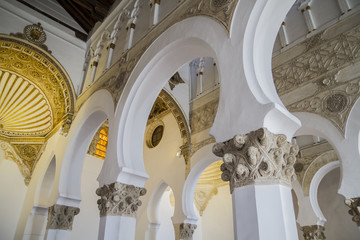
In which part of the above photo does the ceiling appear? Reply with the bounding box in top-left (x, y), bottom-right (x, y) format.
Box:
top-left (17, 0), bottom-right (117, 40)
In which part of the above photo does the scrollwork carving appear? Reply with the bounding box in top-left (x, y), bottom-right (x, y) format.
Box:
top-left (345, 197), bottom-right (360, 227)
top-left (180, 223), bottom-right (197, 239)
top-left (300, 225), bottom-right (326, 240)
top-left (47, 204), bottom-right (80, 230)
top-left (213, 128), bottom-right (299, 192)
top-left (96, 182), bottom-right (146, 217)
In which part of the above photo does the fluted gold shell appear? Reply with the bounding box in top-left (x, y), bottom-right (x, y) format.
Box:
top-left (0, 70), bottom-right (52, 136)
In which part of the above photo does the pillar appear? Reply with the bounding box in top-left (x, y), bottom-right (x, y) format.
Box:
top-left (23, 206), bottom-right (48, 240)
top-left (96, 182), bottom-right (146, 240)
top-left (345, 197), bottom-right (360, 230)
top-left (173, 223), bottom-right (197, 240)
top-left (213, 127), bottom-right (299, 240)
top-left (298, 2), bottom-right (316, 33)
top-left (45, 204), bottom-right (80, 239)
top-left (300, 225), bottom-right (326, 240)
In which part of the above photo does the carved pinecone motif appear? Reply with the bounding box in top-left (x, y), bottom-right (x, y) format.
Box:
top-left (47, 204), bottom-right (80, 230)
top-left (96, 182), bottom-right (146, 217)
top-left (301, 225), bottom-right (326, 240)
top-left (180, 223), bottom-right (197, 238)
top-left (213, 128), bottom-right (299, 192)
top-left (345, 198), bottom-right (360, 227)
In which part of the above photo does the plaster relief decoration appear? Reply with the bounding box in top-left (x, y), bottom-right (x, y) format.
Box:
top-left (96, 182), bottom-right (146, 217)
top-left (345, 197), bottom-right (360, 227)
top-left (301, 225), bottom-right (326, 240)
top-left (10, 23), bottom-right (50, 53)
top-left (213, 128), bottom-right (299, 192)
top-left (194, 161), bottom-right (226, 215)
top-left (301, 150), bottom-right (337, 196)
top-left (273, 24), bottom-right (360, 134)
top-left (190, 99), bottom-right (218, 134)
top-left (47, 204), bottom-right (80, 230)
top-left (180, 223), bottom-right (197, 239)
top-left (168, 72), bottom-right (185, 90)
top-left (76, 0), bottom-right (239, 112)
top-left (0, 28), bottom-right (75, 183)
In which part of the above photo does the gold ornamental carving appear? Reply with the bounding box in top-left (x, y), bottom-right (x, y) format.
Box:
top-left (0, 32), bottom-right (75, 184)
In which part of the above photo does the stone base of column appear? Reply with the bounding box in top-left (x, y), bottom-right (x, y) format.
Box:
top-left (173, 223), bottom-right (197, 240)
top-left (300, 225), bottom-right (326, 240)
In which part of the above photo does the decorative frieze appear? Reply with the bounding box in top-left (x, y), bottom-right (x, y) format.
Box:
top-left (301, 225), bottom-right (326, 240)
top-left (96, 182), bottom-right (146, 217)
top-left (345, 197), bottom-right (360, 227)
top-left (47, 204), bottom-right (80, 230)
top-left (212, 128), bottom-right (299, 192)
top-left (190, 99), bottom-right (219, 134)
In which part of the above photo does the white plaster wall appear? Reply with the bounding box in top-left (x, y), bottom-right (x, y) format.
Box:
top-left (318, 168), bottom-right (359, 240)
top-left (156, 189), bottom-right (175, 240)
top-left (198, 186), bottom-right (233, 240)
top-left (0, 0), bottom-right (86, 95)
top-left (0, 152), bottom-right (27, 240)
top-left (71, 154), bottom-right (103, 240)
top-left (136, 113), bottom-right (186, 240)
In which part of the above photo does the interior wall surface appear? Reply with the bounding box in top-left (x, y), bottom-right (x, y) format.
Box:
top-left (318, 168), bottom-right (359, 240)
top-left (0, 0), bottom-right (86, 94)
top-left (71, 154), bottom-right (103, 240)
top-left (0, 150), bottom-right (27, 240)
top-left (136, 113), bottom-right (185, 240)
top-left (199, 185), bottom-right (233, 240)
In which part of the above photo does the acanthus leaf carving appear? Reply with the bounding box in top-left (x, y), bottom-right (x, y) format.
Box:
top-left (213, 128), bottom-right (299, 192)
top-left (345, 197), bottom-right (360, 227)
top-left (300, 225), bottom-right (326, 240)
top-left (96, 182), bottom-right (146, 217)
top-left (47, 204), bottom-right (80, 230)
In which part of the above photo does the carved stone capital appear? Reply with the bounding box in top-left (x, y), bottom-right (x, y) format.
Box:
top-left (174, 223), bottom-right (197, 240)
top-left (213, 128), bottom-right (299, 192)
top-left (47, 204), bottom-right (80, 230)
top-left (96, 182), bottom-right (146, 217)
top-left (300, 225), bottom-right (326, 240)
top-left (345, 197), bottom-right (360, 227)
top-left (180, 223), bottom-right (197, 239)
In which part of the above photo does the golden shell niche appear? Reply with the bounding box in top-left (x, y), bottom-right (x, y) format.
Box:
top-left (0, 30), bottom-right (75, 185)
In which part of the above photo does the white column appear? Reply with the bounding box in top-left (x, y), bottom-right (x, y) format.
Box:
top-left (145, 222), bottom-right (160, 240)
top-left (232, 185), bottom-right (297, 240)
top-left (23, 206), bottom-right (48, 240)
top-left (337, 0), bottom-right (351, 14)
top-left (106, 43), bottom-right (116, 69)
top-left (278, 22), bottom-right (289, 48)
top-left (213, 128), bottom-right (300, 240)
top-left (96, 182), bottom-right (147, 240)
top-left (298, 3), bottom-right (316, 33)
top-left (153, 0), bottom-right (160, 25)
top-left (89, 60), bottom-right (98, 84)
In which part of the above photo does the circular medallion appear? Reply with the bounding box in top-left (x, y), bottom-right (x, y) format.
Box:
top-left (24, 23), bottom-right (46, 44)
top-left (325, 93), bottom-right (347, 113)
